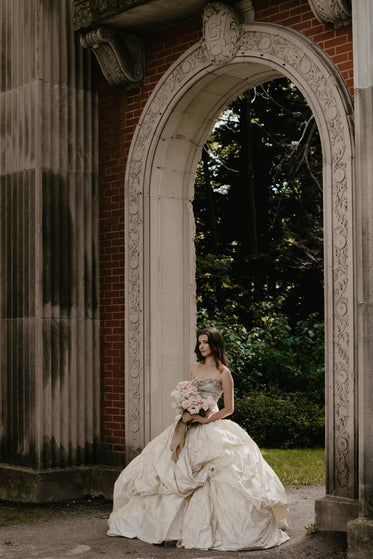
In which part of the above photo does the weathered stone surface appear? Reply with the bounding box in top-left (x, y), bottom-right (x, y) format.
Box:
top-left (0, 464), bottom-right (120, 502)
top-left (0, 0), bottom-right (100, 472)
top-left (73, 0), bottom-right (148, 30)
top-left (308, 0), bottom-right (351, 29)
top-left (347, 518), bottom-right (373, 559)
top-left (316, 496), bottom-right (360, 532)
top-left (80, 26), bottom-right (144, 88)
top-left (72, 0), bottom-right (206, 31)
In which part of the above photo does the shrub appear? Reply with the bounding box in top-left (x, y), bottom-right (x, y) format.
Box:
top-left (197, 302), bottom-right (325, 403)
top-left (232, 389), bottom-right (324, 448)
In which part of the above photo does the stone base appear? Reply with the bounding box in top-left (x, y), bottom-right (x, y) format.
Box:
top-left (0, 463), bottom-right (122, 503)
top-left (315, 495), bottom-right (360, 532)
top-left (347, 518), bottom-right (373, 559)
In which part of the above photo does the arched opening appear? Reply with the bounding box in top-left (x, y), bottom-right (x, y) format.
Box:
top-left (124, 24), bottom-right (355, 513)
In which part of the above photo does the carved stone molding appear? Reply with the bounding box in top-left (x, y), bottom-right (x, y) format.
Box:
top-left (125, 20), bottom-right (355, 494)
top-left (73, 0), bottom-right (137, 30)
top-left (80, 26), bottom-right (144, 88)
top-left (203, 2), bottom-right (243, 64)
top-left (308, 0), bottom-right (352, 29)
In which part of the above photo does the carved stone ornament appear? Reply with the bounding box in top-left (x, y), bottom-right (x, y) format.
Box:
top-left (203, 2), bottom-right (243, 64)
top-left (308, 0), bottom-right (352, 29)
top-left (80, 26), bottom-right (144, 88)
top-left (73, 0), bottom-right (137, 30)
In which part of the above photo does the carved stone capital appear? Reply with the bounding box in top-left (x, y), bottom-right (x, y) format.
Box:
top-left (308, 0), bottom-right (351, 29)
top-left (80, 26), bottom-right (144, 88)
top-left (203, 1), bottom-right (243, 64)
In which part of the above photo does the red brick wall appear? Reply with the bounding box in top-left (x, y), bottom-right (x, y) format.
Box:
top-left (99, 1), bottom-right (353, 459)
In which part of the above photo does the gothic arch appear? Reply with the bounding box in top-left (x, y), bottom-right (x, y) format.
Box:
top-left (124, 21), bottom-right (355, 500)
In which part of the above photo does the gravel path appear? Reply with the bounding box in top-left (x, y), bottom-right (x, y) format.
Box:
top-left (0, 486), bottom-right (347, 559)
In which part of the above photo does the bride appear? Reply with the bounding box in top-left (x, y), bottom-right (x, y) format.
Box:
top-left (107, 327), bottom-right (289, 551)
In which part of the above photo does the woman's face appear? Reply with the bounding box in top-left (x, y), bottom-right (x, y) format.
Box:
top-left (198, 334), bottom-right (212, 358)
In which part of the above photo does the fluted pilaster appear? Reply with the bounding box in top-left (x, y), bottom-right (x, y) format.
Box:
top-left (0, 0), bottom-right (99, 469)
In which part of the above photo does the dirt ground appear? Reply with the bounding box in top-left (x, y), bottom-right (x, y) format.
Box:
top-left (0, 485), bottom-right (347, 559)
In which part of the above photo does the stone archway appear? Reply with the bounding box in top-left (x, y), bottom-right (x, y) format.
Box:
top-left (124, 14), bottom-right (355, 527)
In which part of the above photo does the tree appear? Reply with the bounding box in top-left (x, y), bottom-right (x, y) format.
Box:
top-left (193, 77), bottom-right (323, 326)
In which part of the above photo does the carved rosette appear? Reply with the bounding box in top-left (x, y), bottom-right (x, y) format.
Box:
top-left (308, 0), bottom-right (352, 29)
top-left (80, 26), bottom-right (144, 88)
top-left (203, 2), bottom-right (243, 64)
top-left (126, 22), bottom-right (354, 490)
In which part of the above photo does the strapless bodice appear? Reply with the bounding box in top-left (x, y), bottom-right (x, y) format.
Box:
top-left (190, 376), bottom-right (223, 402)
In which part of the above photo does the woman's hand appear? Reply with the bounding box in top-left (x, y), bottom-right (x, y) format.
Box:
top-left (191, 414), bottom-right (210, 424)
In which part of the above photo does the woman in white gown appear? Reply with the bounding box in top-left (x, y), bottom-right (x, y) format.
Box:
top-left (107, 327), bottom-right (289, 551)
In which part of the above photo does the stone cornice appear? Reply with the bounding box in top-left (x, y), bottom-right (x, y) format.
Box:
top-left (73, 0), bottom-right (146, 31)
top-left (76, 1), bottom-right (254, 89)
top-left (80, 26), bottom-right (144, 88)
top-left (308, 0), bottom-right (351, 29)
top-left (72, 0), bottom-right (207, 32)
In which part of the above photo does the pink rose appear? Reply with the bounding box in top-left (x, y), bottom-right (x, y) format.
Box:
top-left (178, 381), bottom-right (191, 390)
top-left (188, 404), bottom-right (201, 414)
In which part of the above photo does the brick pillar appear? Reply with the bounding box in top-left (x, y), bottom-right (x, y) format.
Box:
top-left (0, 0), bottom-right (100, 491)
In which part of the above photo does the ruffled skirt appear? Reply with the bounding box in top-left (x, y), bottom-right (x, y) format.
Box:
top-left (107, 419), bottom-right (289, 551)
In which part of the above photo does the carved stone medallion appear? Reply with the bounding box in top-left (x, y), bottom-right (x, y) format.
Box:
top-left (203, 2), bottom-right (243, 64)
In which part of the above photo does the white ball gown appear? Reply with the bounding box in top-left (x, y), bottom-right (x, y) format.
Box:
top-left (107, 377), bottom-right (289, 551)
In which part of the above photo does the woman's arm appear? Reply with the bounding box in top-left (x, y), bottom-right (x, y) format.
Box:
top-left (191, 367), bottom-right (234, 424)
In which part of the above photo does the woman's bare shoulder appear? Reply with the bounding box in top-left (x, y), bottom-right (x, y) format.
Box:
top-left (187, 362), bottom-right (200, 377)
top-left (220, 365), bottom-right (233, 381)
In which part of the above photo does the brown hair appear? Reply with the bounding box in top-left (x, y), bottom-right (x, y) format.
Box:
top-left (194, 327), bottom-right (229, 370)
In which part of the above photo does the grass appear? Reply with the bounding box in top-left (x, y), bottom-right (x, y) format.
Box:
top-left (261, 447), bottom-right (325, 486)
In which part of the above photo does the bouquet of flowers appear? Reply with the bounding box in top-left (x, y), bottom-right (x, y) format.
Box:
top-left (171, 380), bottom-right (215, 419)
top-left (169, 380), bottom-right (216, 462)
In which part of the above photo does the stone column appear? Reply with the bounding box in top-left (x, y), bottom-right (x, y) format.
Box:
top-left (346, 1), bottom-right (373, 557)
top-left (0, 0), bottom-right (99, 497)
